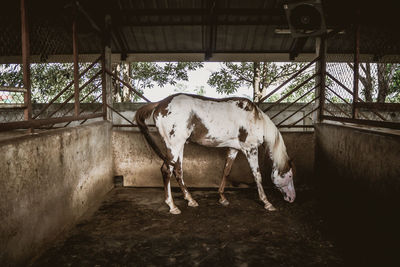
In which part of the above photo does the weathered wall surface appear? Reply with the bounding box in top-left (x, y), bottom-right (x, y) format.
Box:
top-left (0, 121), bottom-right (113, 266)
top-left (315, 123), bottom-right (400, 199)
top-left (112, 130), bottom-right (314, 187)
top-left (314, 123), bottom-right (400, 265)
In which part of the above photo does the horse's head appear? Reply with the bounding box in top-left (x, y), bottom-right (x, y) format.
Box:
top-left (271, 160), bottom-right (296, 203)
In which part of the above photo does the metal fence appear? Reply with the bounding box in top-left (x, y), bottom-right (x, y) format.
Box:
top-left (322, 25), bottom-right (400, 128)
top-left (0, 1), bottom-right (104, 131)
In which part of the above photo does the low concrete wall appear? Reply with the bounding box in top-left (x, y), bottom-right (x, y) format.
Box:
top-left (112, 130), bottom-right (314, 187)
top-left (314, 123), bottom-right (400, 265)
top-left (315, 123), bottom-right (400, 200)
top-left (0, 121), bottom-right (113, 266)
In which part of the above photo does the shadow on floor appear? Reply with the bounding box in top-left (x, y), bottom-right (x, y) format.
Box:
top-left (31, 187), bottom-right (343, 267)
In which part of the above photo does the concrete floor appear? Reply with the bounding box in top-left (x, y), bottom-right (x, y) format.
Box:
top-left (30, 187), bottom-right (343, 266)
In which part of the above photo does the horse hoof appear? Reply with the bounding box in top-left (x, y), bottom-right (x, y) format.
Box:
top-left (188, 200), bottom-right (199, 207)
top-left (219, 199), bottom-right (230, 206)
top-left (264, 204), bottom-right (277, 211)
top-left (170, 207), bottom-right (181, 215)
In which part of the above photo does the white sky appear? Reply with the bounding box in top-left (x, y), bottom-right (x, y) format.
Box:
top-left (143, 62), bottom-right (253, 102)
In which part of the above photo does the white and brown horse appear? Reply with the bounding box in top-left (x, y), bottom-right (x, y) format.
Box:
top-left (135, 93), bottom-right (295, 214)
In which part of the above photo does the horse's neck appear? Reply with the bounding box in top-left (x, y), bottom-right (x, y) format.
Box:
top-left (261, 113), bottom-right (289, 171)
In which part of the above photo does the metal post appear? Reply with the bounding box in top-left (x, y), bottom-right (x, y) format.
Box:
top-left (73, 8), bottom-right (80, 117)
top-left (314, 35), bottom-right (327, 123)
top-left (352, 21), bottom-right (360, 119)
top-left (102, 14), bottom-right (113, 122)
top-left (21, 0), bottom-right (32, 125)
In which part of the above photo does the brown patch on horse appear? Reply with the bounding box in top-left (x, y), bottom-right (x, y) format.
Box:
top-left (169, 124), bottom-right (176, 137)
top-left (238, 127), bottom-right (248, 142)
top-left (188, 113), bottom-right (209, 142)
top-left (154, 95), bottom-right (174, 118)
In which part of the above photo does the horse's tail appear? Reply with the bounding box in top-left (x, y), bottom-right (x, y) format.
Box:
top-left (135, 103), bottom-right (170, 164)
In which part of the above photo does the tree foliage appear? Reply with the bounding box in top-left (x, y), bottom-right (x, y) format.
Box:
top-left (207, 62), bottom-right (307, 102)
top-left (0, 62), bottom-right (204, 103)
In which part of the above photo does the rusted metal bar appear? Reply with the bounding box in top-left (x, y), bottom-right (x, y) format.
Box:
top-left (289, 106), bottom-right (319, 126)
top-left (64, 95), bottom-right (102, 127)
top-left (278, 125), bottom-right (314, 128)
top-left (325, 86), bottom-right (369, 120)
top-left (322, 115), bottom-right (400, 130)
top-left (79, 103), bottom-right (103, 125)
top-left (0, 113), bottom-right (103, 132)
top-left (258, 56), bottom-right (319, 103)
top-left (0, 86), bottom-right (27, 92)
top-left (102, 50), bottom-right (107, 120)
top-left (325, 98), bottom-right (352, 118)
top-left (105, 68), bottom-right (151, 103)
top-left (323, 108), bottom-right (337, 117)
top-left (113, 124), bottom-right (157, 128)
top-left (270, 84), bottom-right (318, 120)
top-left (33, 56), bottom-right (101, 119)
top-left (45, 71), bottom-right (101, 119)
top-left (73, 10), bottom-right (80, 117)
top-left (326, 72), bottom-right (386, 121)
top-left (0, 103), bottom-right (26, 109)
top-left (316, 36), bottom-right (326, 122)
top-left (277, 95), bottom-right (319, 126)
top-left (60, 84), bottom-right (101, 127)
top-left (325, 85), bottom-right (351, 105)
top-left (352, 21), bottom-right (360, 119)
top-left (354, 102), bottom-right (400, 111)
top-left (21, 0), bottom-right (32, 126)
top-left (105, 103), bottom-right (136, 126)
top-left (103, 15), bottom-right (113, 121)
top-left (263, 72), bottom-right (318, 112)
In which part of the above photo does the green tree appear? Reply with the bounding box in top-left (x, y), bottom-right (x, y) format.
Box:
top-left (350, 63), bottom-right (400, 103)
top-left (0, 62), bottom-right (204, 103)
top-left (207, 62), bottom-right (307, 102)
top-left (113, 62), bottom-right (203, 102)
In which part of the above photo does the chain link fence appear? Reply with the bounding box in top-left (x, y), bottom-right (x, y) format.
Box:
top-left (0, 10), bottom-right (104, 127)
top-left (325, 25), bottom-right (400, 123)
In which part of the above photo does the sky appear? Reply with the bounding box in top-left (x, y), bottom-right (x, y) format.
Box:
top-left (142, 62), bottom-right (253, 102)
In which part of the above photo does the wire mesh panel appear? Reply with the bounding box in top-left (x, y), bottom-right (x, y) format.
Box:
top-left (259, 59), bottom-right (319, 131)
top-left (325, 54), bottom-right (354, 119)
top-left (325, 26), bottom-right (400, 125)
top-left (0, 15), bottom-right (24, 123)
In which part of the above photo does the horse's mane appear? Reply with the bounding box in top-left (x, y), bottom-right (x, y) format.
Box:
top-left (261, 113), bottom-right (291, 174)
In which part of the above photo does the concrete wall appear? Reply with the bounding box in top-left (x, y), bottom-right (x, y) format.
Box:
top-left (0, 121), bottom-right (113, 266)
top-left (112, 130), bottom-right (314, 187)
top-left (315, 123), bottom-right (400, 200)
top-left (314, 123), bottom-right (400, 265)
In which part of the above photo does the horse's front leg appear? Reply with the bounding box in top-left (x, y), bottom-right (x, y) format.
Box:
top-left (244, 147), bottom-right (277, 211)
top-left (173, 148), bottom-right (198, 207)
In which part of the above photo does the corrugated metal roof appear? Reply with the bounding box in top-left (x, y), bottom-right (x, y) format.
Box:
top-left (0, 0), bottom-right (399, 63)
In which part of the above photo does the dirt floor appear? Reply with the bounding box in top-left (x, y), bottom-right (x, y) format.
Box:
top-left (30, 186), bottom-right (346, 267)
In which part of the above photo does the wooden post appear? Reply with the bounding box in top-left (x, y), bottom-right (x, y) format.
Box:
top-left (102, 14), bottom-right (113, 122)
top-left (314, 35), bottom-right (327, 123)
top-left (21, 0), bottom-right (32, 126)
top-left (352, 21), bottom-right (360, 119)
top-left (73, 8), bottom-right (80, 117)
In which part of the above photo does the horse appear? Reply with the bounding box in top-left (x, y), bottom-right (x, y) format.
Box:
top-left (135, 93), bottom-right (296, 214)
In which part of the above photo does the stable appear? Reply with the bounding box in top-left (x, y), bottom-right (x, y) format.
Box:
top-left (1, 0), bottom-right (399, 266)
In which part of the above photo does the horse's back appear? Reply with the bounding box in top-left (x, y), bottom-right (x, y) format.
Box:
top-left (153, 94), bottom-right (264, 148)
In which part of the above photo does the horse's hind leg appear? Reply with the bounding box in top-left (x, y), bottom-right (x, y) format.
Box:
top-left (173, 147), bottom-right (198, 207)
top-left (161, 162), bottom-right (181, 214)
top-left (219, 148), bottom-right (238, 206)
